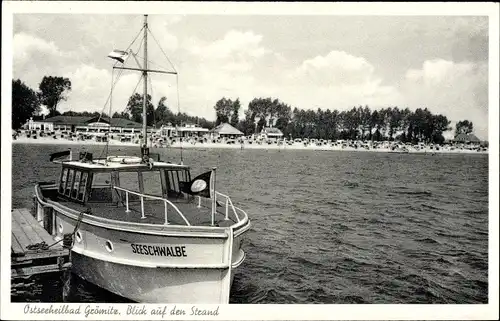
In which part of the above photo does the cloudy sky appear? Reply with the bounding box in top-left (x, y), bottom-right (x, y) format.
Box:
top-left (12, 11), bottom-right (490, 139)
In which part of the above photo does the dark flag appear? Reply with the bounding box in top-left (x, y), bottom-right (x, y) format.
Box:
top-left (180, 171), bottom-right (213, 198)
top-left (50, 150), bottom-right (71, 161)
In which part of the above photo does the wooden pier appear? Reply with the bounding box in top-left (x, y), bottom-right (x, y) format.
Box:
top-left (11, 208), bottom-right (71, 279)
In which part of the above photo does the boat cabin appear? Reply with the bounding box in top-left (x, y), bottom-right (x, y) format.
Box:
top-left (58, 157), bottom-right (191, 206)
top-left (42, 152), bottom-right (239, 227)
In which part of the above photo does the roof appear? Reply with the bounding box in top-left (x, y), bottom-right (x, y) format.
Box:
top-left (453, 133), bottom-right (480, 142)
top-left (111, 118), bottom-right (145, 128)
top-left (63, 158), bottom-right (189, 172)
top-left (40, 116), bottom-right (147, 128)
top-left (43, 116), bottom-right (92, 125)
top-left (210, 123), bottom-right (243, 135)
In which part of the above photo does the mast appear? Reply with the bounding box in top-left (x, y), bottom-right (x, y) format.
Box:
top-left (111, 14), bottom-right (179, 154)
top-left (142, 14), bottom-right (148, 148)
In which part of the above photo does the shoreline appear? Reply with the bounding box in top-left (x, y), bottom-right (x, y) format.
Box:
top-left (11, 137), bottom-right (488, 155)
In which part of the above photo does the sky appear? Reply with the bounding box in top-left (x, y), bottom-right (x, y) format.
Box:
top-left (12, 12), bottom-right (490, 139)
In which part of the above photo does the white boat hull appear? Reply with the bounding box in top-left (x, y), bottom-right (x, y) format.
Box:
top-left (71, 252), bottom-right (236, 303)
top-left (34, 186), bottom-right (250, 304)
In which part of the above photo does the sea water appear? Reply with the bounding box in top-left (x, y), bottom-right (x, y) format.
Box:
top-left (10, 144), bottom-right (488, 303)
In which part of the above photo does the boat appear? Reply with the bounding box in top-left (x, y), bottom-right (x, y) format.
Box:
top-left (31, 15), bottom-right (251, 303)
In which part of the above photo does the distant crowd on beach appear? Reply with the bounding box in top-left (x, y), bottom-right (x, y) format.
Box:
top-left (12, 128), bottom-right (488, 154)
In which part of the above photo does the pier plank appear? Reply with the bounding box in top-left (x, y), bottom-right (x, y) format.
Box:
top-left (17, 208), bottom-right (58, 247)
top-left (11, 233), bottom-right (25, 256)
top-left (11, 215), bottom-right (32, 253)
top-left (13, 209), bottom-right (44, 246)
top-left (11, 208), bottom-right (71, 280)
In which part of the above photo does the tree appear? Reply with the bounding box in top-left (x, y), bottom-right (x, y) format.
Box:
top-left (155, 96), bottom-right (176, 125)
top-left (368, 110), bottom-right (381, 141)
top-left (229, 99), bottom-right (241, 127)
top-left (388, 106), bottom-right (402, 141)
top-left (245, 97), bottom-right (292, 135)
top-left (237, 109), bottom-right (256, 135)
top-left (112, 111), bottom-right (130, 120)
top-left (256, 117), bottom-right (267, 133)
top-left (455, 120), bottom-right (474, 136)
top-left (358, 106), bottom-right (371, 140)
top-left (12, 79), bottom-right (40, 129)
top-left (63, 110), bottom-right (108, 118)
top-left (125, 93), bottom-right (155, 126)
top-left (214, 97), bottom-right (240, 126)
top-left (38, 76), bottom-right (71, 117)
top-left (431, 114), bottom-right (451, 143)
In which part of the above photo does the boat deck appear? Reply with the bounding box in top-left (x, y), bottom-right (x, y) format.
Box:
top-left (56, 197), bottom-right (236, 227)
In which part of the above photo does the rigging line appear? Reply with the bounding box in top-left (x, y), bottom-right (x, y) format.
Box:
top-left (146, 60), bottom-right (173, 73)
top-left (177, 74), bottom-right (183, 165)
top-left (132, 55), bottom-right (173, 73)
top-left (96, 55), bottom-right (131, 160)
top-left (127, 25), bottom-right (145, 52)
top-left (105, 67), bottom-right (115, 160)
top-left (111, 25), bottom-right (144, 70)
top-left (96, 24), bottom-right (145, 160)
top-left (134, 33), bottom-right (145, 57)
top-left (148, 28), bottom-right (177, 73)
top-left (103, 35), bottom-right (147, 117)
top-left (97, 73), bottom-right (143, 160)
top-left (176, 75), bottom-right (181, 115)
top-left (110, 72), bottom-right (144, 117)
top-left (148, 73), bottom-right (155, 148)
top-left (150, 74), bottom-right (156, 129)
top-left (97, 25), bottom-right (145, 122)
top-left (96, 54), bottom-right (130, 121)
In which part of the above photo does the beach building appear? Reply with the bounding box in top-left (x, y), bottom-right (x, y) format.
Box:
top-left (175, 124), bottom-right (210, 138)
top-left (25, 115), bottom-right (149, 134)
top-left (452, 133), bottom-right (481, 144)
top-left (25, 116), bottom-right (90, 132)
top-left (76, 116), bottom-right (146, 134)
top-left (260, 127), bottom-right (284, 141)
top-left (210, 123), bottom-right (244, 139)
top-left (156, 124), bottom-right (177, 138)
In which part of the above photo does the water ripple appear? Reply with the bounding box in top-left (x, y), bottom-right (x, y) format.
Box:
top-left (11, 144), bottom-right (488, 304)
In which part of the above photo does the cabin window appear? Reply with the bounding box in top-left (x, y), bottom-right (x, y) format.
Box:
top-left (164, 169), bottom-right (191, 197)
top-left (65, 169), bottom-right (75, 196)
top-left (118, 172), bottom-right (140, 191)
top-left (72, 171), bottom-right (81, 199)
top-left (59, 168), bottom-right (68, 193)
top-left (78, 172), bottom-right (88, 201)
top-left (142, 171), bottom-right (163, 196)
top-left (58, 168), bottom-right (88, 202)
top-left (115, 172), bottom-right (141, 201)
top-left (89, 173), bottom-right (113, 202)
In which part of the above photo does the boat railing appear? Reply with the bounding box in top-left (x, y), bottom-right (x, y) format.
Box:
top-left (214, 191), bottom-right (240, 222)
top-left (195, 192), bottom-right (241, 224)
top-left (113, 186), bottom-right (191, 226)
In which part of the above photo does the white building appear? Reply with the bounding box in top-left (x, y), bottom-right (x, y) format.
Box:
top-left (260, 127), bottom-right (283, 141)
top-left (25, 116), bottom-right (147, 134)
top-left (175, 124), bottom-right (209, 138)
top-left (210, 123), bottom-right (244, 139)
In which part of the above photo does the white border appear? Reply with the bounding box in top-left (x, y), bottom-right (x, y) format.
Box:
top-left (1, 1), bottom-right (499, 320)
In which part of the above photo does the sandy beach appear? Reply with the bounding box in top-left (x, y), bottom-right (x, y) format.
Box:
top-left (11, 136), bottom-right (488, 155)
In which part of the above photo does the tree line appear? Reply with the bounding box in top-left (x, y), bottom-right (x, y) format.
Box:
top-left (12, 76), bottom-right (475, 144)
top-left (215, 97), bottom-right (475, 144)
